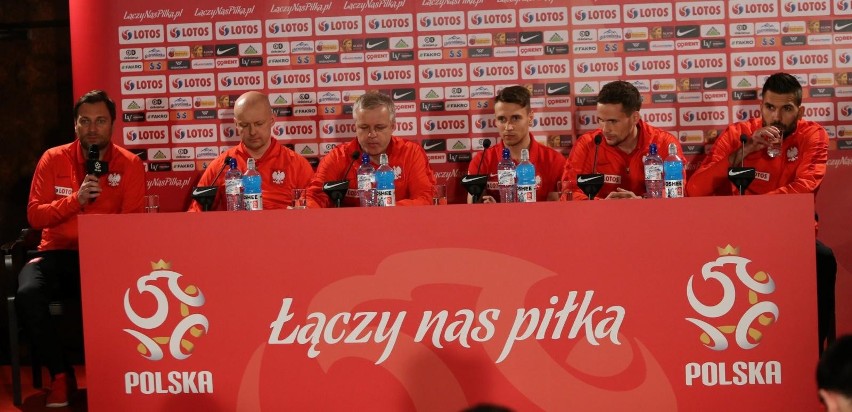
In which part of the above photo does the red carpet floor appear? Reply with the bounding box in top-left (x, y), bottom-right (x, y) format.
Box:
top-left (0, 366), bottom-right (87, 411)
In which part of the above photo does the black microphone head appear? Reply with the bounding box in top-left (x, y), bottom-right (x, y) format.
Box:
top-left (594, 134), bottom-right (603, 145)
top-left (351, 151), bottom-right (361, 161)
top-left (88, 144), bottom-right (99, 160)
top-left (482, 139), bottom-right (492, 150)
top-left (740, 134), bottom-right (748, 144)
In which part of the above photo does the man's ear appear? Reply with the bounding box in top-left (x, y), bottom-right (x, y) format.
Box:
top-left (819, 389), bottom-right (839, 412)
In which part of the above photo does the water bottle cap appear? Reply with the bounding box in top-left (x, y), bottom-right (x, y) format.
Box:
top-left (502, 148), bottom-right (510, 159)
top-left (379, 153), bottom-right (389, 165)
top-left (361, 152), bottom-right (370, 163)
top-left (649, 143), bottom-right (657, 155)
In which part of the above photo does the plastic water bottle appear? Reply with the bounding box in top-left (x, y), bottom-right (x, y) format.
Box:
top-left (375, 153), bottom-right (396, 207)
top-left (224, 157), bottom-right (243, 211)
top-left (356, 153), bottom-right (376, 206)
top-left (497, 148), bottom-right (516, 203)
top-left (643, 143), bottom-right (663, 199)
top-left (663, 143), bottom-right (685, 198)
top-left (515, 148), bottom-right (536, 202)
top-left (242, 157), bottom-right (263, 210)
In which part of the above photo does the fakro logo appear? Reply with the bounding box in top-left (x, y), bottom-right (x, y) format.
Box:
top-left (124, 260), bottom-right (208, 361)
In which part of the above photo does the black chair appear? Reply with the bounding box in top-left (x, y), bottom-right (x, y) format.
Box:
top-left (2, 228), bottom-right (59, 406)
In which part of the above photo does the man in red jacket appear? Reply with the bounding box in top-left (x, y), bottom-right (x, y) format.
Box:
top-left (307, 91), bottom-right (435, 207)
top-left (467, 85), bottom-right (568, 203)
top-left (564, 81), bottom-right (684, 199)
top-left (686, 72), bottom-right (834, 353)
top-left (188, 91), bottom-right (314, 211)
top-left (21, 90), bottom-right (145, 407)
top-left (687, 72), bottom-right (828, 196)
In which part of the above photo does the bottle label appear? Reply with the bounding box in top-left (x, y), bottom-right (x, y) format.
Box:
top-left (225, 179), bottom-right (242, 195)
top-left (644, 164), bottom-right (662, 180)
top-left (377, 189), bottom-right (395, 207)
top-left (357, 174), bottom-right (374, 191)
top-left (497, 169), bottom-right (516, 186)
top-left (517, 185), bottom-right (536, 202)
top-left (244, 193), bottom-right (263, 211)
top-left (664, 180), bottom-right (684, 198)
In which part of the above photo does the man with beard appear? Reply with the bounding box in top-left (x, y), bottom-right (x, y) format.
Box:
top-left (20, 90), bottom-right (145, 407)
top-left (687, 72), bottom-right (834, 355)
top-left (564, 80), bottom-right (683, 199)
top-left (687, 72), bottom-right (828, 196)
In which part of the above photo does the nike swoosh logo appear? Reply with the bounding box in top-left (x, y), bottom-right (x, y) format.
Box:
top-left (728, 169), bottom-right (753, 176)
top-left (489, 173), bottom-right (498, 177)
top-left (576, 176), bottom-right (601, 183)
top-left (423, 142), bottom-right (443, 150)
top-left (676, 28), bottom-right (697, 37)
top-left (393, 91), bottom-right (413, 99)
top-left (324, 181), bottom-right (348, 189)
top-left (547, 85), bottom-right (567, 93)
top-left (703, 80), bottom-right (724, 88)
top-left (520, 34), bottom-right (541, 42)
top-left (216, 47), bottom-right (236, 56)
top-left (192, 187), bottom-right (216, 196)
top-left (366, 41), bottom-right (387, 49)
top-left (461, 176), bottom-right (485, 183)
top-left (835, 22), bottom-right (852, 31)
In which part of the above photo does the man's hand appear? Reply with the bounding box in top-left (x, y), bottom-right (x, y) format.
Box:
top-left (77, 174), bottom-right (102, 205)
top-left (729, 126), bottom-right (780, 165)
top-left (605, 188), bottom-right (641, 199)
top-left (480, 195), bottom-right (496, 203)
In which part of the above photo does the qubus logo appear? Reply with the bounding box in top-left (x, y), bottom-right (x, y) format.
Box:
top-left (123, 260), bottom-right (208, 361)
top-left (685, 245), bottom-right (778, 351)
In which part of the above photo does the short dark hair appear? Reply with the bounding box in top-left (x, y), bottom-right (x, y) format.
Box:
top-left (74, 90), bottom-right (116, 123)
top-left (494, 85), bottom-right (531, 110)
top-left (762, 72), bottom-right (802, 106)
top-left (817, 335), bottom-right (852, 398)
top-left (597, 81), bottom-right (642, 115)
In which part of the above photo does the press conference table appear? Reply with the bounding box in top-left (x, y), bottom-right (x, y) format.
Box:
top-left (78, 195), bottom-right (819, 411)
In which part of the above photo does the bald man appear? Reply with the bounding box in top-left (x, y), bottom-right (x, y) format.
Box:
top-left (188, 91), bottom-right (314, 211)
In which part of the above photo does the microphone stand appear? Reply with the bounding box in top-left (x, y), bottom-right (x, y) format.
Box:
top-left (191, 156), bottom-right (233, 211)
top-left (323, 151), bottom-right (360, 208)
top-left (727, 134), bottom-right (755, 195)
top-left (576, 134), bottom-right (604, 200)
top-left (462, 139), bottom-right (491, 203)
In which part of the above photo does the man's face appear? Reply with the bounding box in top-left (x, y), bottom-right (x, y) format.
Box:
top-left (75, 102), bottom-right (113, 151)
top-left (235, 101), bottom-right (274, 154)
top-left (494, 101), bottom-right (532, 148)
top-left (760, 90), bottom-right (803, 137)
top-left (355, 106), bottom-right (394, 156)
top-left (596, 103), bottom-right (639, 148)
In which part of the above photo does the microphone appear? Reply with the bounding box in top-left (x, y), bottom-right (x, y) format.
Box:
top-left (576, 134), bottom-right (604, 200)
top-left (86, 144), bottom-right (108, 177)
top-left (323, 150), bottom-right (360, 208)
top-left (728, 134), bottom-right (755, 195)
top-left (191, 155), bottom-right (234, 211)
top-left (461, 139), bottom-right (492, 203)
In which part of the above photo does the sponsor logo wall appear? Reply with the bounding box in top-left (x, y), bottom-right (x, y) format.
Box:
top-left (84, 0), bottom-right (852, 204)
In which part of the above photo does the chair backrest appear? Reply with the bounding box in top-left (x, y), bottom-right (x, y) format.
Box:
top-left (3, 228), bottom-right (43, 296)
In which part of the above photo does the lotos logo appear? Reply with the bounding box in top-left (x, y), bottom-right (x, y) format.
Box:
top-left (170, 28), bottom-right (182, 38)
top-left (421, 116), bottom-right (467, 134)
top-left (627, 8), bottom-right (640, 18)
top-left (223, 126), bottom-right (236, 138)
top-left (419, 16), bottom-right (433, 27)
top-left (574, 10), bottom-right (587, 21)
top-left (475, 118), bottom-right (489, 129)
top-left (124, 260), bottom-right (208, 361)
top-left (578, 113), bottom-right (594, 126)
top-left (120, 26), bottom-right (163, 43)
top-left (423, 120), bottom-right (437, 131)
top-left (273, 124), bottom-right (285, 136)
top-left (685, 246), bottom-right (778, 351)
top-left (576, 63), bottom-right (590, 73)
top-left (369, 19), bottom-right (381, 30)
top-left (840, 53), bottom-right (852, 64)
top-left (322, 123), bottom-right (335, 134)
top-left (840, 0), bottom-right (850, 10)
top-left (218, 26), bottom-right (230, 36)
top-left (736, 109), bottom-right (750, 121)
top-left (629, 61), bottom-right (641, 71)
top-left (841, 105), bottom-right (852, 117)
top-left (678, 6), bottom-right (691, 17)
top-left (126, 131), bottom-right (138, 141)
top-left (734, 57), bottom-right (747, 67)
top-left (371, 71), bottom-right (384, 81)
